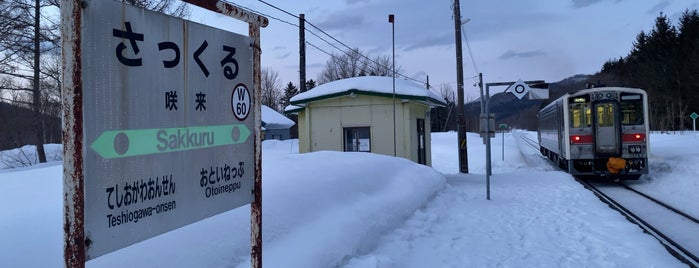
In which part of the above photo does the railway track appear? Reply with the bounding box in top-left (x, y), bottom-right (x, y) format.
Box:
top-left (517, 132), bottom-right (540, 151)
top-left (513, 131), bottom-right (699, 267)
top-left (579, 179), bottom-right (699, 268)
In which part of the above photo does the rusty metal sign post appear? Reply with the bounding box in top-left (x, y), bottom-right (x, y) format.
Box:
top-left (62, 0), bottom-right (267, 267)
top-left (61, 1), bottom-right (84, 266)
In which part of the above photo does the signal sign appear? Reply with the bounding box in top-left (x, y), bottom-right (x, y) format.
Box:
top-left (508, 79), bottom-right (531, 99)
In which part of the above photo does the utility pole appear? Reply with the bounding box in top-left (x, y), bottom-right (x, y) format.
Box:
top-left (389, 14), bottom-right (396, 157)
top-left (453, 0), bottom-right (468, 173)
top-left (299, 14), bottom-right (306, 92)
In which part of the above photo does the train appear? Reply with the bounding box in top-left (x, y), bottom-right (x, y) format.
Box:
top-left (537, 87), bottom-right (649, 180)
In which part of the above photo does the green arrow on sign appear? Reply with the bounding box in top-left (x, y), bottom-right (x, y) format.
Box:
top-left (90, 124), bottom-right (251, 159)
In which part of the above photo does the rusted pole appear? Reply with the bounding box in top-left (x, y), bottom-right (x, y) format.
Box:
top-left (249, 23), bottom-right (263, 268)
top-left (61, 0), bottom-right (85, 267)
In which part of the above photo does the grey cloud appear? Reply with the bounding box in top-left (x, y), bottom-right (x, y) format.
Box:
top-left (307, 63), bottom-right (324, 69)
top-left (403, 33), bottom-right (453, 51)
top-left (284, 63), bottom-right (324, 71)
top-left (316, 13), bottom-right (365, 31)
top-left (345, 0), bottom-right (370, 5)
top-left (571, 0), bottom-right (622, 8)
top-left (499, 49), bottom-right (546, 60)
top-left (367, 46), bottom-right (387, 55)
top-left (647, 1), bottom-right (670, 14)
top-left (277, 52), bottom-right (291, 60)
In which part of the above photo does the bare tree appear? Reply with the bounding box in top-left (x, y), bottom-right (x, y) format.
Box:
top-left (317, 48), bottom-right (402, 84)
top-left (439, 83), bottom-right (455, 103)
top-left (261, 67), bottom-right (282, 111)
top-left (366, 54), bottom-right (394, 77)
top-left (0, 0), bottom-right (190, 160)
top-left (0, 0), bottom-right (61, 162)
top-left (123, 0), bottom-right (190, 18)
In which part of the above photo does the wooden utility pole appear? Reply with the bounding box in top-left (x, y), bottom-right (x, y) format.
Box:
top-left (299, 14), bottom-right (306, 93)
top-left (453, 0), bottom-right (468, 173)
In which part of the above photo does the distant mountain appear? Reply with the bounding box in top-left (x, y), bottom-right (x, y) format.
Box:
top-left (460, 74), bottom-right (594, 132)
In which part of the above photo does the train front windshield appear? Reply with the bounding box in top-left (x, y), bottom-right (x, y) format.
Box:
top-left (570, 96), bottom-right (591, 128)
top-left (620, 93), bottom-right (644, 125)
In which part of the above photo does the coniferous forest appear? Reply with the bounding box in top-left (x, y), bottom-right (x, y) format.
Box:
top-left (597, 10), bottom-right (699, 131)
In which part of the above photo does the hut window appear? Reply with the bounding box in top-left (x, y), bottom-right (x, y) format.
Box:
top-left (343, 127), bottom-right (371, 152)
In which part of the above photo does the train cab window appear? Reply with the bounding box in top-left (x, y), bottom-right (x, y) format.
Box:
top-left (620, 93), bottom-right (644, 125)
top-left (570, 103), bottom-right (591, 128)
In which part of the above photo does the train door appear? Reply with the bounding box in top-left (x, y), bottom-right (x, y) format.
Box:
top-left (593, 102), bottom-right (621, 155)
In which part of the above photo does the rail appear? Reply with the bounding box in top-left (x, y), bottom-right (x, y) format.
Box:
top-left (578, 179), bottom-right (699, 268)
top-left (517, 133), bottom-right (540, 151)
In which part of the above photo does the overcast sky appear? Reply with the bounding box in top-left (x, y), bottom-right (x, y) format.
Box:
top-left (190, 0), bottom-right (699, 99)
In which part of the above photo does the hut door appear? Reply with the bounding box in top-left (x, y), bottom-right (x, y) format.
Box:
top-left (417, 119), bottom-right (426, 164)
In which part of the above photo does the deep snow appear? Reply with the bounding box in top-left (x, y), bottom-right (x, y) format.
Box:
top-left (0, 130), bottom-right (695, 267)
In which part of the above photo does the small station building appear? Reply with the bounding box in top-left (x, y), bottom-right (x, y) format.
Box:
top-left (286, 76), bottom-right (446, 166)
top-left (261, 105), bottom-right (295, 140)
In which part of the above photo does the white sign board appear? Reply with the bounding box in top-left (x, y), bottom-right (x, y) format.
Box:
top-left (528, 87), bottom-right (549, 99)
top-left (508, 79), bottom-right (531, 99)
top-left (81, 1), bottom-right (254, 259)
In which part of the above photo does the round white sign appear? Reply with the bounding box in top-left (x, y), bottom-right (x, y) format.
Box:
top-left (231, 84), bottom-right (251, 121)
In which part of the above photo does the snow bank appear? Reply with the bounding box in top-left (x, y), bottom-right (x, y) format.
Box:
top-left (0, 146), bottom-right (445, 268)
top-left (251, 151), bottom-right (445, 268)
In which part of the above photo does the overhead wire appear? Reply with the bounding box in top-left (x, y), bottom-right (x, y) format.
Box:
top-left (461, 25), bottom-right (479, 75)
top-left (449, 0), bottom-right (480, 84)
top-left (252, 0), bottom-right (429, 86)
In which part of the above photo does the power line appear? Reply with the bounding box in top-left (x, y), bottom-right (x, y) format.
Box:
top-left (461, 25), bottom-right (479, 74)
top-left (257, 0), bottom-right (298, 19)
top-left (305, 19), bottom-right (426, 85)
top-left (254, 0), bottom-right (427, 85)
top-left (243, 2), bottom-right (413, 83)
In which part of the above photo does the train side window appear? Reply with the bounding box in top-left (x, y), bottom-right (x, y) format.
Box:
top-left (620, 94), bottom-right (643, 125)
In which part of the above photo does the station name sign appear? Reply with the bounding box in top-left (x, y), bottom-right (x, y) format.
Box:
top-left (80, 0), bottom-right (255, 259)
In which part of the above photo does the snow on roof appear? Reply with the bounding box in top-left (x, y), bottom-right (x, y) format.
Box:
top-left (262, 105), bottom-right (295, 129)
top-left (284, 104), bottom-right (303, 114)
top-left (289, 76), bottom-right (446, 106)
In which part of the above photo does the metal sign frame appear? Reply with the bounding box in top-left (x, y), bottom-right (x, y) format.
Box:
top-left (480, 78), bottom-right (545, 200)
top-left (61, 0), bottom-right (267, 267)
